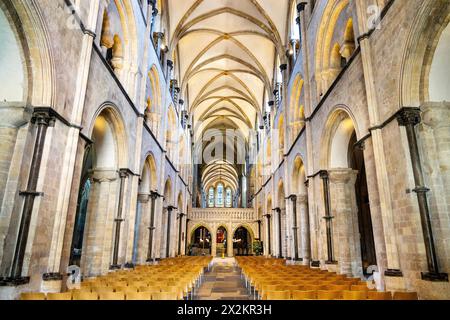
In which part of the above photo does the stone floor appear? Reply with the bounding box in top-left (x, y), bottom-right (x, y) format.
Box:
top-left (195, 257), bottom-right (253, 300)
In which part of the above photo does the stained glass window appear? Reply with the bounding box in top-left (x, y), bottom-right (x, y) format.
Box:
top-left (225, 188), bottom-right (232, 207)
top-left (216, 183), bottom-right (224, 207)
top-left (208, 187), bottom-right (215, 207)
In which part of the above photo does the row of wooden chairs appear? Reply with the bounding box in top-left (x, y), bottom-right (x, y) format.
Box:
top-left (21, 256), bottom-right (213, 300)
top-left (20, 291), bottom-right (177, 300)
top-left (236, 257), bottom-right (419, 301)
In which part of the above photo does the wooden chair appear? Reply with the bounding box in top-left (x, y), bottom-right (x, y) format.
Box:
top-left (92, 286), bottom-right (114, 293)
top-left (126, 292), bottom-right (152, 300)
top-left (115, 286), bottom-right (138, 294)
top-left (303, 285), bottom-right (321, 291)
top-left (393, 292), bottom-right (419, 300)
top-left (329, 284), bottom-right (351, 291)
top-left (342, 291), bottom-right (368, 300)
top-left (72, 292), bottom-right (99, 300)
top-left (367, 291), bottom-right (393, 300)
top-left (20, 293), bottom-right (46, 300)
top-left (161, 286), bottom-right (184, 300)
top-left (152, 292), bottom-right (178, 300)
top-left (317, 290), bottom-right (342, 300)
top-left (47, 292), bottom-right (73, 301)
top-left (291, 290), bottom-right (317, 300)
top-left (266, 291), bottom-right (291, 300)
top-left (99, 292), bottom-right (126, 300)
top-left (109, 281), bottom-right (127, 287)
top-left (351, 284), bottom-right (370, 291)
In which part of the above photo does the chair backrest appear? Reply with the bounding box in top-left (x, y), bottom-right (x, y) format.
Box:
top-left (266, 291), bottom-right (291, 300)
top-left (317, 290), bottom-right (342, 300)
top-left (367, 291), bottom-right (393, 300)
top-left (99, 292), bottom-right (125, 301)
top-left (109, 281), bottom-right (127, 287)
top-left (126, 292), bottom-right (152, 301)
top-left (72, 292), bottom-right (99, 300)
top-left (152, 292), bottom-right (178, 300)
top-left (342, 290), bottom-right (368, 300)
top-left (303, 285), bottom-right (321, 291)
top-left (115, 286), bottom-right (138, 294)
top-left (92, 286), bottom-right (114, 293)
top-left (47, 292), bottom-right (73, 300)
top-left (20, 293), bottom-right (46, 300)
top-left (139, 286), bottom-right (159, 293)
top-left (351, 284), bottom-right (369, 291)
top-left (393, 292), bottom-right (419, 300)
top-left (329, 284), bottom-right (351, 291)
top-left (291, 290), bottom-right (317, 300)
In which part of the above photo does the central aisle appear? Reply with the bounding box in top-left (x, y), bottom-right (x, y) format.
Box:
top-left (195, 258), bottom-right (252, 300)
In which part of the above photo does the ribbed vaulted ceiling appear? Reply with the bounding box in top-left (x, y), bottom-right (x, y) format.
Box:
top-left (168, 0), bottom-right (289, 194)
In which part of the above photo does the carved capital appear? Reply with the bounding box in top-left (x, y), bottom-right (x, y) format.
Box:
top-left (297, 2), bottom-right (307, 14)
top-left (31, 109), bottom-right (56, 127)
top-left (138, 193), bottom-right (150, 203)
top-left (90, 169), bottom-right (118, 183)
top-left (319, 170), bottom-right (329, 180)
top-left (396, 107), bottom-right (421, 127)
top-left (328, 169), bottom-right (358, 185)
top-left (297, 194), bottom-right (308, 204)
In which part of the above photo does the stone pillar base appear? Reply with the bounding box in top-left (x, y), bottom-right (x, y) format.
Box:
top-left (0, 284), bottom-right (29, 300)
top-left (40, 279), bottom-right (63, 294)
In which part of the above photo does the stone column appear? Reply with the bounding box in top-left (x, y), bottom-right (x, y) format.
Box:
top-left (289, 195), bottom-right (299, 261)
top-left (320, 171), bottom-right (336, 264)
top-left (136, 193), bottom-right (150, 264)
top-left (185, 218), bottom-right (190, 255)
top-left (227, 226), bottom-right (234, 257)
top-left (146, 191), bottom-right (160, 262)
top-left (329, 169), bottom-right (362, 277)
top-left (264, 214), bottom-right (272, 256)
top-left (110, 169), bottom-right (129, 269)
top-left (211, 232), bottom-right (217, 257)
top-left (354, 0), bottom-right (404, 287)
top-left (8, 110), bottom-right (55, 282)
top-left (165, 206), bottom-right (175, 258)
top-left (296, 2), bottom-right (307, 46)
top-left (298, 194), bottom-right (310, 265)
top-left (150, 1), bottom-right (158, 35)
top-left (177, 212), bottom-right (186, 256)
top-left (257, 220), bottom-right (262, 241)
top-left (153, 32), bottom-right (164, 58)
top-left (273, 208), bottom-right (282, 258)
top-left (81, 169), bottom-right (119, 276)
top-left (397, 108), bottom-right (448, 281)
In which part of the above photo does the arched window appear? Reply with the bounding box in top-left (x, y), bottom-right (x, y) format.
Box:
top-left (0, 7), bottom-right (26, 102)
top-left (225, 188), bottom-right (232, 208)
top-left (216, 183), bottom-right (224, 207)
top-left (208, 187), bottom-right (215, 208)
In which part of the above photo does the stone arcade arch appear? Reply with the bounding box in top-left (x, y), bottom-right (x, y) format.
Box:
top-left (160, 178), bottom-right (174, 258)
top-left (276, 180), bottom-right (286, 259)
top-left (292, 155), bottom-right (310, 264)
top-left (71, 106), bottom-right (128, 276)
top-left (265, 195), bottom-right (273, 256)
top-left (134, 154), bottom-right (158, 264)
top-left (145, 65), bottom-right (163, 138)
top-left (315, 0), bottom-right (356, 97)
top-left (320, 108), bottom-right (376, 277)
top-left (0, 0), bottom-right (55, 280)
top-left (400, 1), bottom-right (450, 276)
top-left (189, 224), bottom-right (212, 256)
top-left (215, 225), bottom-right (229, 257)
top-left (233, 225), bottom-right (254, 256)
